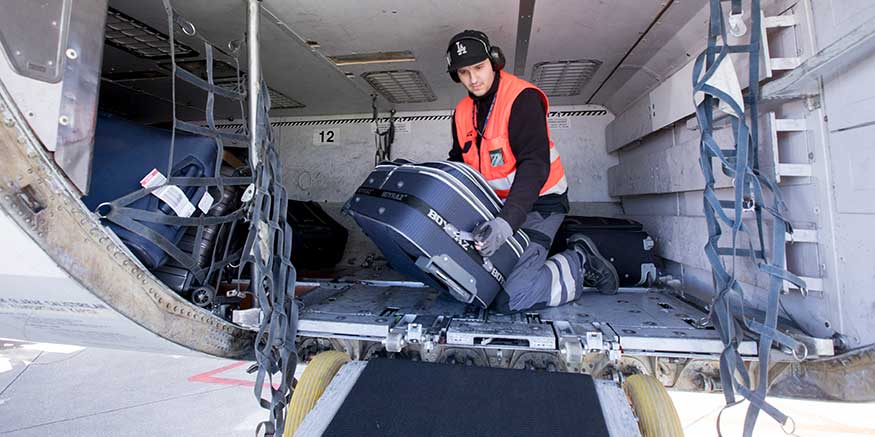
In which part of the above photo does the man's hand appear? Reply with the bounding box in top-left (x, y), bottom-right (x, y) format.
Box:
top-left (472, 217), bottom-right (513, 257)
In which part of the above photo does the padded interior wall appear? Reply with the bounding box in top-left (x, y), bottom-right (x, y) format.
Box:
top-left (613, 107), bottom-right (837, 341)
top-left (814, 0), bottom-right (875, 349)
top-left (272, 106), bottom-right (617, 203)
top-left (265, 105), bottom-right (621, 275)
top-left (608, 0), bottom-right (875, 347)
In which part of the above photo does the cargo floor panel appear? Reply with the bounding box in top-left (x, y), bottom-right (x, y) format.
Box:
top-left (297, 284), bottom-right (758, 357)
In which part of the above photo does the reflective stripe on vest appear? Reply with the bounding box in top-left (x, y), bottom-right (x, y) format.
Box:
top-left (486, 147), bottom-right (567, 195)
top-left (454, 72), bottom-right (566, 200)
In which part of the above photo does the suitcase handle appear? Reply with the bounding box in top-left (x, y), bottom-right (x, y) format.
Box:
top-left (415, 255), bottom-right (477, 304)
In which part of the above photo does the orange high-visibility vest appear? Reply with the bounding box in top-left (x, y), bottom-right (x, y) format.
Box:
top-left (454, 72), bottom-right (567, 199)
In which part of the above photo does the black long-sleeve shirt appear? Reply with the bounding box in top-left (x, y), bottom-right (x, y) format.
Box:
top-left (449, 72), bottom-right (569, 231)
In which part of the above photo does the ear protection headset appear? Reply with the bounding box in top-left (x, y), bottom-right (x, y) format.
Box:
top-left (446, 30), bottom-right (505, 83)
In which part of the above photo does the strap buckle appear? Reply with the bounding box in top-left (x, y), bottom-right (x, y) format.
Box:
top-left (728, 10), bottom-right (747, 37)
top-left (782, 416), bottom-right (798, 435)
top-left (791, 342), bottom-right (809, 362)
top-left (445, 223), bottom-right (475, 242)
top-left (95, 202), bottom-right (113, 218)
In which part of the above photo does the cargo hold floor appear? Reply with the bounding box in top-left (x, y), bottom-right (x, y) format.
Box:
top-left (296, 283), bottom-right (758, 358)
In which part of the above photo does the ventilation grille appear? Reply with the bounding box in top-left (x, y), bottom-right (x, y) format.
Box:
top-left (102, 70), bottom-right (167, 82)
top-left (213, 77), bottom-right (305, 109)
top-left (531, 60), bottom-right (602, 97)
top-left (159, 59), bottom-right (239, 80)
top-left (104, 7), bottom-right (198, 59)
top-left (266, 88), bottom-right (306, 109)
top-left (213, 77), bottom-right (246, 94)
top-left (362, 70), bottom-right (436, 104)
top-left (166, 61), bottom-right (304, 110)
top-left (329, 51), bottom-right (416, 66)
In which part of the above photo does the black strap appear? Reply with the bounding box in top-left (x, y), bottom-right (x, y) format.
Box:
top-left (373, 96), bottom-right (395, 165)
top-left (241, 89), bottom-right (298, 437)
top-left (731, 0), bottom-right (743, 15)
top-left (102, 1), bottom-right (251, 293)
top-left (105, 7), bottom-right (297, 435)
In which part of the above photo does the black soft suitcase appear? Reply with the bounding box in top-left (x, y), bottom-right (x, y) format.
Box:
top-left (550, 216), bottom-right (659, 287)
top-left (82, 113), bottom-right (218, 269)
top-left (344, 160), bottom-right (530, 308)
top-left (152, 180), bottom-right (245, 295)
top-left (287, 200), bottom-right (349, 269)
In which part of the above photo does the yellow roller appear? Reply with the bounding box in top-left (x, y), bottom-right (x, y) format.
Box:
top-left (284, 351), bottom-right (350, 436)
top-left (623, 374), bottom-right (684, 437)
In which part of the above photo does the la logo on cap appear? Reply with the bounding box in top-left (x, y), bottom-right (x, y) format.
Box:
top-left (456, 41), bottom-right (467, 56)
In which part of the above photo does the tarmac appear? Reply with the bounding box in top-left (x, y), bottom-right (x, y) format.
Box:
top-left (1, 338), bottom-right (873, 436)
top-left (0, 339), bottom-right (278, 437)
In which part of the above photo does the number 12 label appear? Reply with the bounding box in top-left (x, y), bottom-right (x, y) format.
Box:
top-left (313, 129), bottom-right (337, 145)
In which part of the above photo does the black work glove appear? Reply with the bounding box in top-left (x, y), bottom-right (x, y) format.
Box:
top-left (472, 217), bottom-right (513, 257)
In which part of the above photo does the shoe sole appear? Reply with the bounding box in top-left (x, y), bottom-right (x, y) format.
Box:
top-left (570, 234), bottom-right (620, 294)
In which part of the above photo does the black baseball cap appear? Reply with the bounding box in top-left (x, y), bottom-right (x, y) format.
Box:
top-left (446, 30), bottom-right (490, 72)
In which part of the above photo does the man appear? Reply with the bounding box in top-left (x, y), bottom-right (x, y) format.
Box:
top-left (445, 29), bottom-right (619, 312)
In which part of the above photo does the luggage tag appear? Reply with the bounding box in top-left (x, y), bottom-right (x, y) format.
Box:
top-left (197, 191), bottom-right (214, 214)
top-left (140, 169), bottom-right (196, 218)
top-left (241, 183), bottom-right (256, 203)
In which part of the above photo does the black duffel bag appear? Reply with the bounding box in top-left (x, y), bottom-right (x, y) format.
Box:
top-left (288, 200), bottom-right (349, 269)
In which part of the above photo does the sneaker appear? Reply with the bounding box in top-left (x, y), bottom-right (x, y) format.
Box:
top-left (568, 234), bottom-right (619, 295)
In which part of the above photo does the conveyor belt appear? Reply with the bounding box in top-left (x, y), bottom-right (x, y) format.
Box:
top-left (321, 358), bottom-right (611, 437)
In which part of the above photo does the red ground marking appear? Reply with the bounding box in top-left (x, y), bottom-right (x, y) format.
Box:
top-left (188, 361), bottom-right (279, 389)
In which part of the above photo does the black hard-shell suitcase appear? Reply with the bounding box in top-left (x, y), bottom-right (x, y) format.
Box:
top-left (287, 200), bottom-right (349, 269)
top-left (550, 216), bottom-right (659, 287)
top-left (345, 160), bottom-right (530, 308)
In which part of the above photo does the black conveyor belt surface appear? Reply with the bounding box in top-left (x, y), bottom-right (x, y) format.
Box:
top-left (323, 358), bottom-right (611, 436)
